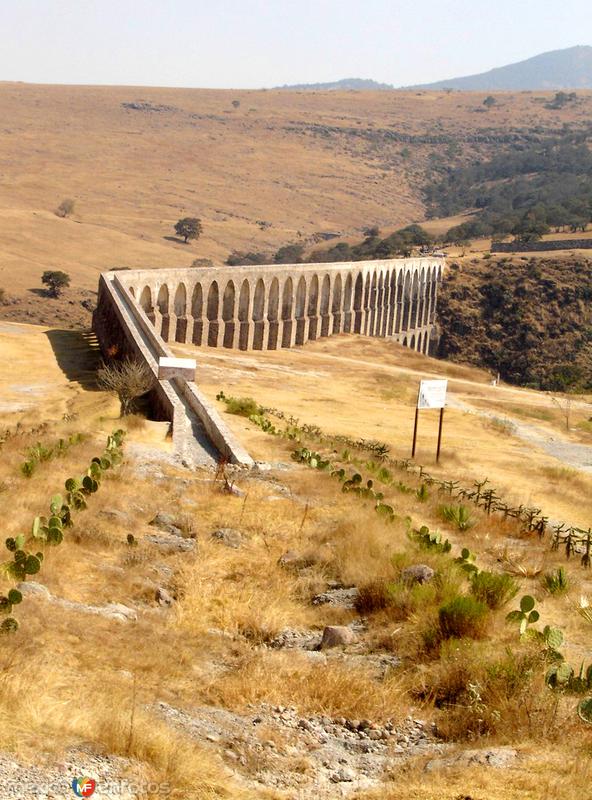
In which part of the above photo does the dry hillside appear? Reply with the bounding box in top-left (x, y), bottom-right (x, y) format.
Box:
top-left (1, 83), bottom-right (592, 326)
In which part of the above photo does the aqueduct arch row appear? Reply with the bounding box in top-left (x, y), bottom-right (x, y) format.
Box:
top-left (115, 258), bottom-right (443, 354)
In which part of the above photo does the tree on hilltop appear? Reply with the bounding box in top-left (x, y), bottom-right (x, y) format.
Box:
top-left (174, 217), bottom-right (202, 244)
top-left (41, 270), bottom-right (70, 298)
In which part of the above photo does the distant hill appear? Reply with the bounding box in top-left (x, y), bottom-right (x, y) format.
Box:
top-left (274, 77), bottom-right (394, 91)
top-left (405, 45), bottom-right (592, 91)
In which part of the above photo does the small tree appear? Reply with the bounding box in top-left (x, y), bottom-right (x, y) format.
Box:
top-left (0, 288), bottom-right (5, 305)
top-left (483, 95), bottom-right (496, 109)
top-left (97, 358), bottom-right (154, 416)
top-left (231, 99), bottom-right (240, 109)
top-left (55, 198), bottom-right (75, 218)
top-left (41, 270), bottom-right (70, 298)
top-left (174, 217), bottom-right (202, 244)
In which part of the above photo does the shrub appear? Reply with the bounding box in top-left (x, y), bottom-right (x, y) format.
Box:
top-left (224, 396), bottom-right (262, 417)
top-left (470, 570), bottom-right (519, 609)
top-left (0, 288), bottom-right (5, 304)
top-left (438, 595), bottom-right (489, 639)
top-left (355, 580), bottom-right (393, 614)
top-left (542, 566), bottom-right (569, 595)
top-left (439, 504), bottom-right (476, 530)
top-left (97, 358), bottom-right (155, 416)
top-left (55, 198), bottom-right (75, 218)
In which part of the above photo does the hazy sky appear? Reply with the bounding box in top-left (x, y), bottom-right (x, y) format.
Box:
top-left (0, 0), bottom-right (590, 88)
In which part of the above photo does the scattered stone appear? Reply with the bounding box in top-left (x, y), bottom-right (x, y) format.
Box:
top-left (269, 628), bottom-right (322, 650)
top-left (145, 533), bottom-right (196, 553)
top-left (401, 564), bottom-right (435, 585)
top-left (278, 550), bottom-right (316, 570)
top-left (122, 101), bottom-right (178, 113)
top-left (331, 766), bottom-right (355, 782)
top-left (99, 509), bottom-right (129, 522)
top-left (149, 512), bottom-right (184, 537)
top-left (220, 483), bottom-right (245, 497)
top-left (211, 528), bottom-right (242, 549)
top-left (95, 603), bottom-right (138, 623)
top-left (312, 587), bottom-right (359, 609)
top-left (154, 701), bottom-right (443, 797)
top-left (16, 581), bottom-right (51, 599)
top-left (425, 746), bottom-right (518, 772)
top-left (156, 586), bottom-right (174, 607)
top-left (56, 599), bottom-right (138, 623)
top-left (320, 626), bottom-right (357, 649)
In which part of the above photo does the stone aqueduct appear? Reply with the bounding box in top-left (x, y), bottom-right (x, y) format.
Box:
top-left (93, 258), bottom-right (444, 466)
top-left (118, 259), bottom-right (443, 354)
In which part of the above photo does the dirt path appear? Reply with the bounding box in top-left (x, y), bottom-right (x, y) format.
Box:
top-left (447, 394), bottom-right (592, 474)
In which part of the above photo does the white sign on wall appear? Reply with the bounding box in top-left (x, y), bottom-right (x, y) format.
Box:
top-left (417, 379), bottom-right (448, 410)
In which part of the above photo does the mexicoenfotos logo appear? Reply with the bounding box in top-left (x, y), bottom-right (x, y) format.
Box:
top-left (71, 777), bottom-right (97, 797)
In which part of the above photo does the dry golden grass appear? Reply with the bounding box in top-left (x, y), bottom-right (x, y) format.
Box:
top-left (175, 334), bottom-right (592, 529)
top-left (360, 749), bottom-right (592, 800)
top-left (2, 323), bottom-right (592, 795)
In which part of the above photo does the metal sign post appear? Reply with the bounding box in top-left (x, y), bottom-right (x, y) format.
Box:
top-left (411, 387), bottom-right (420, 458)
top-left (411, 379), bottom-right (448, 462)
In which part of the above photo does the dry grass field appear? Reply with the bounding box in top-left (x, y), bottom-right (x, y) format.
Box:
top-left (2, 321), bottom-right (592, 798)
top-left (1, 82), bottom-right (592, 325)
top-left (2, 80), bottom-right (592, 797)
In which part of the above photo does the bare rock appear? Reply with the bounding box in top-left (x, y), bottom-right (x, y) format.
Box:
top-left (312, 587), bottom-right (359, 608)
top-left (99, 509), bottom-right (129, 522)
top-left (101, 603), bottom-right (138, 622)
top-left (211, 528), bottom-right (242, 549)
top-left (220, 483), bottom-right (245, 497)
top-left (156, 587), bottom-right (174, 607)
top-left (16, 581), bottom-right (51, 599)
top-left (149, 512), bottom-right (184, 537)
top-left (401, 564), bottom-right (435, 585)
top-left (269, 628), bottom-right (322, 650)
top-left (57, 599), bottom-right (137, 623)
top-left (320, 626), bottom-right (357, 649)
top-left (145, 533), bottom-right (196, 553)
top-left (331, 766), bottom-right (355, 782)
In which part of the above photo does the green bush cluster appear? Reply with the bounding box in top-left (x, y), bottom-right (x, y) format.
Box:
top-left (216, 391), bottom-right (263, 418)
top-left (470, 570), bottom-right (519, 610)
top-left (438, 596), bottom-right (489, 640)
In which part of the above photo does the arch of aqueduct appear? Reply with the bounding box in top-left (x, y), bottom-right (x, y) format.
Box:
top-left (93, 258), bottom-right (444, 465)
top-left (118, 258), bottom-right (443, 354)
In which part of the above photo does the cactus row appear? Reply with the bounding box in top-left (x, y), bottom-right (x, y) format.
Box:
top-left (247, 398), bottom-right (592, 726)
top-left (247, 401), bottom-right (592, 569)
top-left (1, 429), bottom-right (125, 634)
